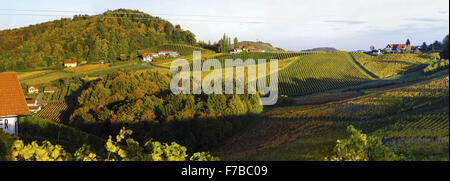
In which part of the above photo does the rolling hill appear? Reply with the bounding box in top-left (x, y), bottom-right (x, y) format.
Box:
top-left (0, 9), bottom-right (197, 72)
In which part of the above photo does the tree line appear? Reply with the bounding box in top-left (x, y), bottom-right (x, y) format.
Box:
top-left (69, 70), bottom-right (263, 152)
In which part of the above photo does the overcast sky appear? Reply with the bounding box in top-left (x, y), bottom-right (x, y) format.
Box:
top-left (0, 0), bottom-right (448, 51)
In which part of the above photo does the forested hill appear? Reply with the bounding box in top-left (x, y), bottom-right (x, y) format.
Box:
top-left (0, 9), bottom-right (196, 72)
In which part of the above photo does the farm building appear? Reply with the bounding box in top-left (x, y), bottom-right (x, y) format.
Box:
top-left (142, 53), bottom-right (154, 62)
top-left (28, 84), bottom-right (40, 94)
top-left (0, 73), bottom-right (30, 135)
top-left (25, 97), bottom-right (41, 113)
top-left (385, 44), bottom-right (406, 53)
top-left (230, 47), bottom-right (243, 54)
top-left (44, 86), bottom-right (58, 93)
top-left (64, 60), bottom-right (77, 67)
top-left (158, 50), bottom-right (179, 57)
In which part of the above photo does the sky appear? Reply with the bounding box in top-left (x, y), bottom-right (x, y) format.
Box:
top-left (0, 0), bottom-right (448, 51)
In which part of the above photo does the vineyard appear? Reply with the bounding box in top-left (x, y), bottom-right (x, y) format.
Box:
top-left (276, 52), bottom-right (373, 96)
top-left (266, 76), bottom-right (449, 120)
top-left (424, 59), bottom-right (449, 74)
top-left (351, 52), bottom-right (430, 78)
top-left (36, 102), bottom-right (69, 123)
top-left (215, 119), bottom-right (336, 160)
top-left (372, 114), bottom-right (449, 139)
top-left (64, 64), bottom-right (109, 73)
top-left (216, 74), bottom-right (449, 160)
top-left (150, 43), bottom-right (214, 56)
top-left (40, 83), bottom-right (81, 102)
top-left (209, 51), bottom-right (318, 64)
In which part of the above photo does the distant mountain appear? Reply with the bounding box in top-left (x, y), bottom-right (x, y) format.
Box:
top-left (238, 41), bottom-right (284, 51)
top-left (303, 47), bottom-right (338, 52)
top-left (0, 9), bottom-right (196, 72)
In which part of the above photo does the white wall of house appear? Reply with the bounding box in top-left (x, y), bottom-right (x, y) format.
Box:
top-left (64, 63), bottom-right (77, 67)
top-left (0, 116), bottom-right (18, 135)
top-left (143, 56), bottom-right (152, 62)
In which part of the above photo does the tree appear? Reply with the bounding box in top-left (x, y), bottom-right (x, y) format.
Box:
top-left (421, 42), bottom-right (428, 50)
top-left (218, 34), bottom-right (232, 53)
top-left (234, 37), bottom-right (239, 49)
top-left (325, 125), bottom-right (401, 161)
top-left (441, 34), bottom-right (449, 60)
top-left (406, 39), bottom-right (411, 46)
top-left (405, 45), bottom-right (412, 54)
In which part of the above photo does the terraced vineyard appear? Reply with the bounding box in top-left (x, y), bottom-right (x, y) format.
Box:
top-left (36, 102), bottom-right (69, 123)
top-left (276, 52), bottom-right (373, 96)
top-left (40, 83), bottom-right (82, 103)
top-left (351, 52), bottom-right (430, 78)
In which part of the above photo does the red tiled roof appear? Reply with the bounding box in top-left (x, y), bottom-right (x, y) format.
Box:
top-left (44, 86), bottom-right (57, 92)
top-left (142, 53), bottom-right (153, 57)
top-left (28, 84), bottom-right (40, 89)
top-left (388, 44), bottom-right (406, 48)
top-left (0, 73), bottom-right (30, 117)
top-left (64, 60), bottom-right (77, 64)
top-left (25, 97), bottom-right (37, 104)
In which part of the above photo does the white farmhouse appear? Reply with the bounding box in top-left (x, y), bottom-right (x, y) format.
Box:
top-left (142, 53), bottom-right (154, 62)
top-left (0, 73), bottom-right (30, 135)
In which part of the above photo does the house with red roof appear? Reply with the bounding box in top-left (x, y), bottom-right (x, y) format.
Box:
top-left (27, 84), bottom-right (40, 94)
top-left (0, 73), bottom-right (30, 135)
top-left (385, 44), bottom-right (406, 53)
top-left (142, 53), bottom-right (155, 62)
top-left (64, 59), bottom-right (77, 67)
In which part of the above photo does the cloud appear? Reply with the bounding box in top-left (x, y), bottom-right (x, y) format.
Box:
top-left (439, 10), bottom-right (449, 14)
top-left (323, 20), bottom-right (365, 25)
top-left (407, 17), bottom-right (448, 22)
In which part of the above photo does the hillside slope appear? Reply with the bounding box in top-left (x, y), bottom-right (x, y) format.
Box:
top-left (0, 9), bottom-right (196, 72)
top-left (239, 41), bottom-right (283, 51)
top-left (215, 74), bottom-right (449, 161)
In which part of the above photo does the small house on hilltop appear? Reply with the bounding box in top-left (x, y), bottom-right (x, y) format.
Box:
top-left (64, 60), bottom-right (77, 67)
top-left (44, 86), bottom-right (57, 94)
top-left (385, 44), bottom-right (406, 53)
top-left (0, 73), bottom-right (30, 135)
top-left (142, 53), bottom-right (154, 62)
top-left (28, 84), bottom-right (40, 94)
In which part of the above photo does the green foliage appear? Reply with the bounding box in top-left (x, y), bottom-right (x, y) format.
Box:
top-left (74, 144), bottom-right (98, 161)
top-left (18, 116), bottom-right (106, 155)
top-left (441, 34), bottom-right (449, 60)
top-left (0, 129), bottom-right (17, 161)
top-left (0, 9), bottom-right (196, 72)
top-left (326, 125), bottom-right (400, 161)
top-left (70, 70), bottom-right (263, 150)
top-left (10, 127), bottom-right (219, 161)
top-left (190, 152), bottom-right (221, 161)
